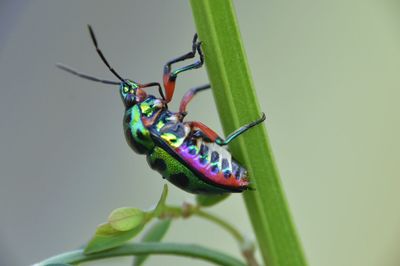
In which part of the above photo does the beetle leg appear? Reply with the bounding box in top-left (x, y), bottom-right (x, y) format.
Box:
top-left (215, 113), bottom-right (266, 146)
top-left (139, 82), bottom-right (166, 101)
top-left (187, 121), bottom-right (221, 142)
top-left (179, 84), bottom-right (211, 117)
top-left (188, 113), bottom-right (266, 146)
top-left (163, 34), bottom-right (204, 103)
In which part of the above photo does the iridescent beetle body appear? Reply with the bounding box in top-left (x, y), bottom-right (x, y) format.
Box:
top-left (122, 87), bottom-right (250, 194)
top-left (58, 26), bottom-right (265, 194)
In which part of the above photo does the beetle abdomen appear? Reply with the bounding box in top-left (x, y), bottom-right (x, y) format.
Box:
top-left (150, 121), bottom-right (249, 193)
top-left (175, 136), bottom-right (249, 189)
top-left (146, 146), bottom-right (234, 194)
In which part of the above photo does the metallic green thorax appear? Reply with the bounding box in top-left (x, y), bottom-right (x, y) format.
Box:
top-left (121, 80), bottom-right (163, 154)
top-left (123, 104), bottom-right (153, 154)
top-left (122, 95), bottom-right (160, 154)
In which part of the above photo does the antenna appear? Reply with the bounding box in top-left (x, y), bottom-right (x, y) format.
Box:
top-left (87, 25), bottom-right (131, 87)
top-left (56, 63), bottom-right (120, 85)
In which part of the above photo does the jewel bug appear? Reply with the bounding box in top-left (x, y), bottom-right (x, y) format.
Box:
top-left (57, 25), bottom-right (265, 194)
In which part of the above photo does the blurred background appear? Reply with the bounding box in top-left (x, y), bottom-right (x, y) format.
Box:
top-left (1, 0), bottom-right (400, 265)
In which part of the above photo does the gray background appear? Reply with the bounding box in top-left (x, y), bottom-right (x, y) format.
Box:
top-left (1, 1), bottom-right (400, 265)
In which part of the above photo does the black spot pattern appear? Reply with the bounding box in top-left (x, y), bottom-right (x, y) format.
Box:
top-left (223, 170), bottom-right (231, 178)
top-left (199, 144), bottom-right (208, 156)
top-left (232, 162), bottom-right (241, 179)
top-left (149, 158), bottom-right (167, 173)
top-left (221, 158), bottom-right (229, 170)
top-left (125, 128), bottom-right (147, 154)
top-left (189, 147), bottom-right (197, 155)
top-left (124, 114), bottom-right (131, 124)
top-left (211, 151), bottom-right (219, 163)
top-left (136, 130), bottom-right (145, 140)
top-left (234, 170), bottom-right (241, 179)
top-left (199, 157), bottom-right (207, 165)
top-left (232, 162), bottom-right (238, 172)
top-left (169, 173), bottom-right (189, 188)
top-left (211, 165), bottom-right (219, 174)
top-left (235, 168), bottom-right (243, 180)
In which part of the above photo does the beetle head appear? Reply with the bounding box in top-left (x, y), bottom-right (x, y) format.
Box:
top-left (119, 80), bottom-right (147, 107)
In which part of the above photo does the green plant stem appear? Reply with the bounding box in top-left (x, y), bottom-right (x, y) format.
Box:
top-left (195, 209), bottom-right (259, 266)
top-left (163, 204), bottom-right (258, 265)
top-left (163, 204), bottom-right (244, 245)
top-left (34, 242), bottom-right (245, 266)
top-left (190, 1), bottom-right (307, 265)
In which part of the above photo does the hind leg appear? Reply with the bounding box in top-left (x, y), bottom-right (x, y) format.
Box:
top-left (187, 113), bottom-right (266, 146)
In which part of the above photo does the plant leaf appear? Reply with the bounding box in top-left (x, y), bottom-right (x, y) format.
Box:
top-left (152, 184), bottom-right (168, 217)
top-left (84, 222), bottom-right (144, 254)
top-left (196, 194), bottom-right (229, 207)
top-left (133, 219), bottom-right (172, 266)
top-left (108, 207), bottom-right (146, 232)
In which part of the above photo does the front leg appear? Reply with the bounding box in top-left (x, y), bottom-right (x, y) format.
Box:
top-left (163, 34), bottom-right (204, 103)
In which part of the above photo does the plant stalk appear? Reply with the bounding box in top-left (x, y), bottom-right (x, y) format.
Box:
top-left (34, 242), bottom-right (246, 266)
top-left (189, 1), bottom-right (307, 265)
top-left (163, 204), bottom-right (258, 265)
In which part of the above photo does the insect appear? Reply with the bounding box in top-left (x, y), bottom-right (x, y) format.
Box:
top-left (57, 25), bottom-right (265, 194)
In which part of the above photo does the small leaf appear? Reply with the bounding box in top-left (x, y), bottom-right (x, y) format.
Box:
top-left (196, 194), bottom-right (229, 207)
top-left (152, 184), bottom-right (168, 217)
top-left (133, 219), bottom-right (172, 266)
top-left (84, 222), bottom-right (144, 254)
top-left (108, 207), bottom-right (145, 231)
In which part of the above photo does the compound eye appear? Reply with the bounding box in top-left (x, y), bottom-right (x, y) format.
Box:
top-left (123, 86), bottom-right (129, 93)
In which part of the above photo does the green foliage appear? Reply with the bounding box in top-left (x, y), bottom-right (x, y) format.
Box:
top-left (133, 219), bottom-right (172, 266)
top-left (37, 183), bottom-right (255, 265)
top-left (84, 185), bottom-right (168, 254)
top-left (152, 184), bottom-right (168, 217)
top-left (190, 0), bottom-right (307, 265)
top-left (35, 243), bottom-right (246, 266)
top-left (108, 207), bottom-right (146, 232)
top-left (84, 222), bottom-right (145, 254)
